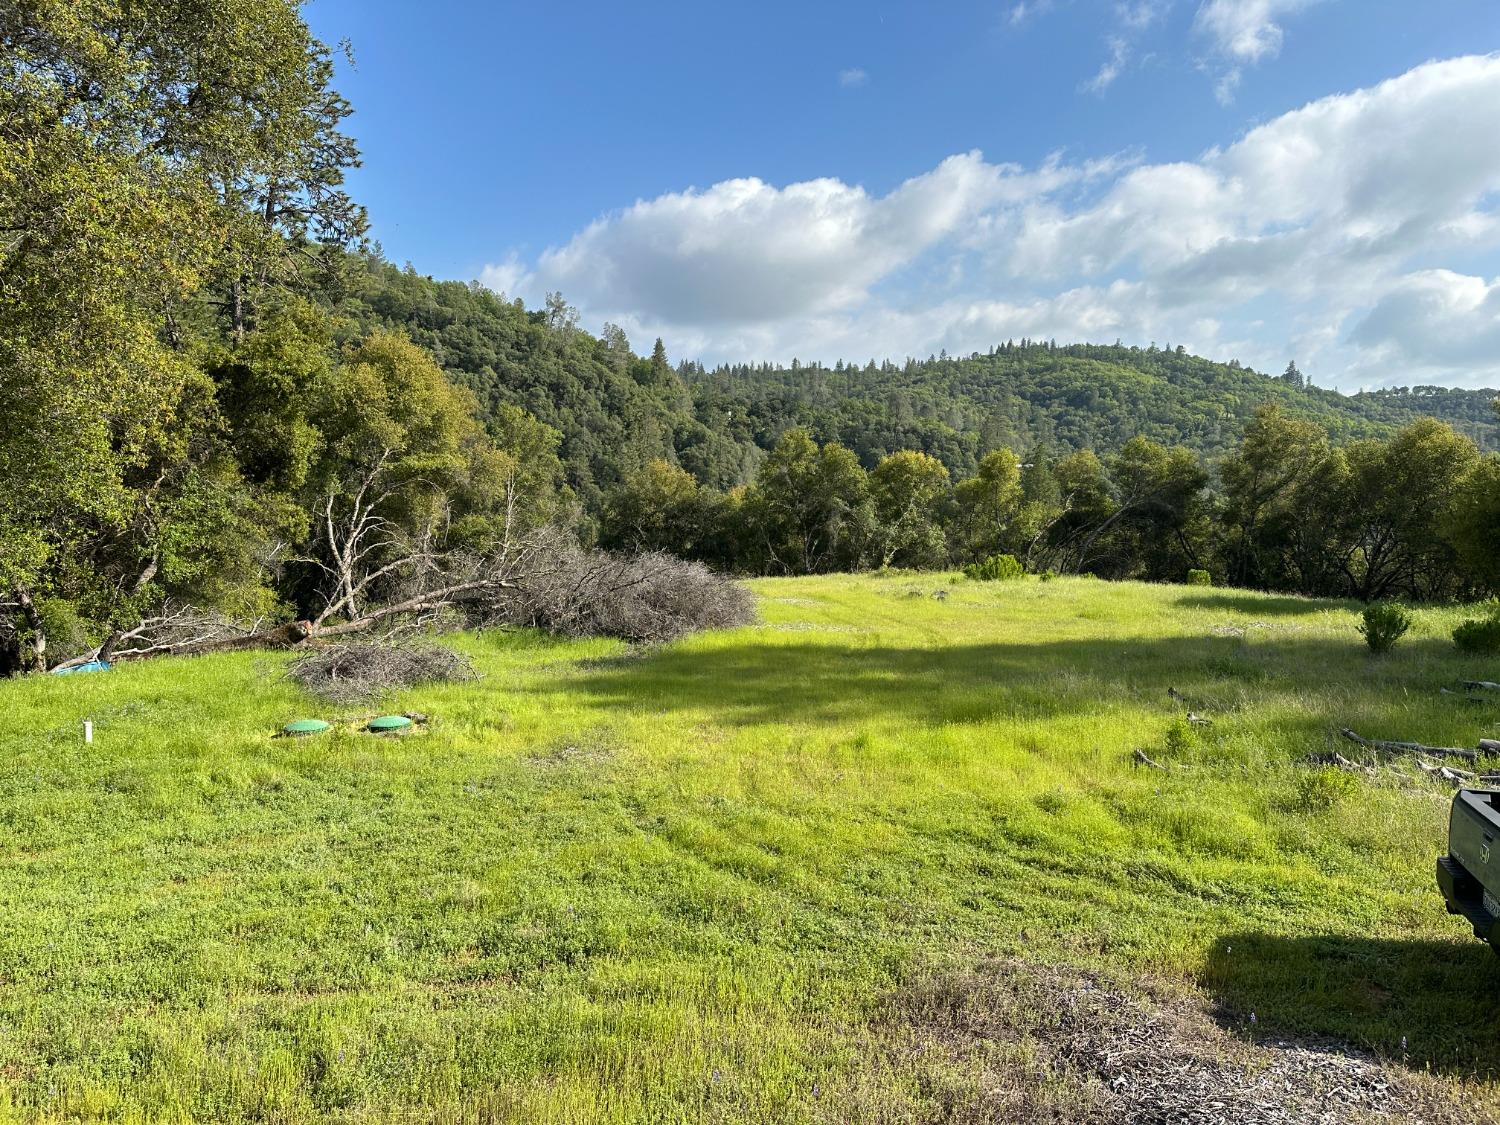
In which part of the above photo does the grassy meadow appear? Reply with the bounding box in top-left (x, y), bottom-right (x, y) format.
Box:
top-left (2, 573), bottom-right (1499, 1121)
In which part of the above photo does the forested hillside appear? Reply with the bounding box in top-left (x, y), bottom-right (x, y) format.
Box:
top-left (345, 262), bottom-right (1498, 490)
top-left (687, 346), bottom-right (1499, 479)
top-left (337, 260), bottom-right (762, 507)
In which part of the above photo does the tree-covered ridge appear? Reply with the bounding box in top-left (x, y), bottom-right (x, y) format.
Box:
top-left (685, 344), bottom-right (1500, 480)
top-left (342, 263), bottom-right (1497, 490)
top-left (336, 260), bottom-right (762, 507)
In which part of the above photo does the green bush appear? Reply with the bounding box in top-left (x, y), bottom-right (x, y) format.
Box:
top-left (1294, 767), bottom-right (1360, 812)
top-left (1164, 717), bottom-right (1199, 757)
top-left (1186, 569), bottom-right (1212, 587)
top-left (963, 554), bottom-right (1024, 582)
top-left (1454, 605), bottom-right (1500, 654)
top-left (34, 597), bottom-right (95, 665)
top-left (1358, 602), bottom-right (1412, 654)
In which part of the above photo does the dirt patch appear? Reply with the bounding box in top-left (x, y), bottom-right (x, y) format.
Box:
top-left (525, 738), bottom-right (614, 769)
top-left (833, 958), bottom-right (1488, 1124)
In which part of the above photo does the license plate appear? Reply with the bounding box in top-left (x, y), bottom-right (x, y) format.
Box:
top-left (1486, 889), bottom-right (1500, 917)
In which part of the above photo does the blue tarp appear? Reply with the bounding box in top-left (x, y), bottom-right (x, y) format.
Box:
top-left (51, 660), bottom-right (111, 676)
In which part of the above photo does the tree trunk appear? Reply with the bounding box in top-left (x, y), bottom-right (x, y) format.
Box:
top-left (101, 620), bottom-right (313, 664)
top-left (230, 277), bottom-right (245, 345)
top-left (13, 588), bottom-right (46, 672)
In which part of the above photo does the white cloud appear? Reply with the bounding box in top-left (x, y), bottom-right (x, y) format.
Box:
top-left (1194, 0), bottom-right (1324, 101)
top-left (1084, 36), bottom-right (1131, 93)
top-left (1079, 1), bottom-right (1173, 96)
top-left (1195, 0), bottom-right (1304, 60)
top-left (481, 55), bottom-right (1500, 388)
top-left (1351, 270), bottom-right (1500, 368)
top-left (1117, 0), bottom-right (1173, 31)
top-left (1014, 54), bottom-right (1500, 293)
top-left (1006, 1), bottom-right (1053, 26)
top-left (838, 67), bottom-right (868, 88)
top-left (523, 152), bottom-right (1090, 327)
top-left (478, 253), bottom-right (529, 301)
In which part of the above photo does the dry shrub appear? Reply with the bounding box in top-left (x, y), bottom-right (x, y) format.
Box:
top-left (287, 642), bottom-right (476, 703)
top-left (501, 548), bottom-right (755, 644)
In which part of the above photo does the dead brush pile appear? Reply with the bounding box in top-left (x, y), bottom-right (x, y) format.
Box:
top-left (286, 642), bottom-right (476, 704)
top-left (830, 958), bottom-right (1485, 1125)
top-left (501, 548), bottom-right (755, 644)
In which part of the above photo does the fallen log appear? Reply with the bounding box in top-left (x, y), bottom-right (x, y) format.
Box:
top-left (1132, 748), bottom-right (1168, 771)
top-left (1464, 681), bottom-right (1500, 692)
top-left (1440, 688), bottom-right (1494, 704)
top-left (1305, 750), bottom-right (1377, 774)
top-left (1479, 738), bottom-right (1500, 755)
top-left (1339, 728), bottom-right (1479, 762)
top-left (1417, 760), bottom-right (1476, 784)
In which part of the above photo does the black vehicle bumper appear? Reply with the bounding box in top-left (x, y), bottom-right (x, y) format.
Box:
top-left (1437, 854), bottom-right (1498, 945)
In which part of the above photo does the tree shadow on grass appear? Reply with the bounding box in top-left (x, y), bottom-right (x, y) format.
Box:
top-left (1173, 591), bottom-right (1357, 617)
top-left (1203, 931), bottom-right (1500, 1077)
top-left (546, 632), bottom-right (1469, 734)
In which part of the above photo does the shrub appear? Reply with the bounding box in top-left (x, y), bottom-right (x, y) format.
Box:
top-left (963, 554), bottom-right (1025, 582)
top-left (288, 642), bottom-right (477, 704)
top-left (1453, 604), bottom-right (1500, 655)
top-left (33, 597), bottom-right (94, 664)
top-left (1358, 602), bottom-right (1412, 654)
top-left (1164, 717), bottom-right (1198, 757)
top-left (503, 548), bottom-right (755, 643)
top-left (1186, 569), bottom-right (1212, 587)
top-left (1294, 767), bottom-right (1360, 812)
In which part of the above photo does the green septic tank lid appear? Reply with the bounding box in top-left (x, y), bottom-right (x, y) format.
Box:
top-left (282, 719), bottom-right (331, 736)
top-left (367, 714), bottom-right (413, 733)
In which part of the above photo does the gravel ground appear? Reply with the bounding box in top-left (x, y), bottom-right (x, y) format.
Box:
top-left (859, 959), bottom-right (1490, 1124)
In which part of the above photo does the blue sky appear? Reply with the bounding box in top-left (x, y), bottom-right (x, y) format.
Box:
top-left (306, 0), bottom-right (1500, 389)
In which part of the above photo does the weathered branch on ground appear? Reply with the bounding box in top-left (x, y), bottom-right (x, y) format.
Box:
top-left (1440, 687), bottom-right (1495, 703)
top-left (1465, 681), bottom-right (1500, 692)
top-left (1306, 750), bottom-right (1378, 774)
top-left (1132, 748), bottom-right (1170, 770)
top-left (1339, 728), bottom-right (1479, 762)
top-left (1186, 712), bottom-right (1212, 726)
top-left (53, 616), bottom-right (310, 669)
top-left (1417, 761), bottom-right (1476, 785)
top-left (1415, 760), bottom-right (1500, 785)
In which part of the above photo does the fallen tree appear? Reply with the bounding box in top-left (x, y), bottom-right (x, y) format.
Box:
top-left (43, 461), bottom-right (549, 670)
top-left (1339, 728), bottom-right (1479, 762)
top-left (42, 526), bottom-right (753, 670)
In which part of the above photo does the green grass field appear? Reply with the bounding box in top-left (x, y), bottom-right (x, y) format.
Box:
top-left (3, 574), bottom-right (1499, 1122)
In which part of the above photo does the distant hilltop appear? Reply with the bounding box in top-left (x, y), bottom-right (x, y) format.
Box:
top-left (351, 262), bottom-right (1499, 503)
